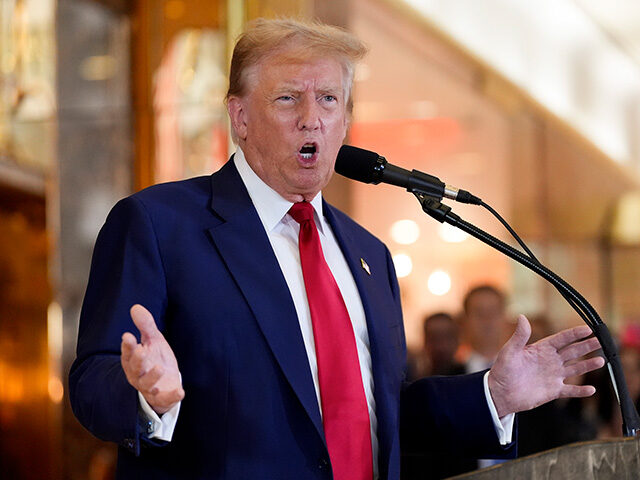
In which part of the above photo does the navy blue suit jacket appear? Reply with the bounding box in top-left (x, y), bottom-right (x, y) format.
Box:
top-left (69, 159), bottom-right (514, 479)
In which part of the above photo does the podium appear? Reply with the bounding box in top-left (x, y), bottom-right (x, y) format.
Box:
top-left (449, 436), bottom-right (640, 479)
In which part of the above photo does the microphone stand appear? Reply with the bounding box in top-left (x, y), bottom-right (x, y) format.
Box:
top-left (414, 192), bottom-right (640, 437)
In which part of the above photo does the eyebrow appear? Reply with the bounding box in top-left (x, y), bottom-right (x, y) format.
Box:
top-left (271, 84), bottom-right (343, 96)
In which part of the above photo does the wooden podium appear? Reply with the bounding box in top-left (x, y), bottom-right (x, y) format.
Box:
top-left (449, 436), bottom-right (640, 479)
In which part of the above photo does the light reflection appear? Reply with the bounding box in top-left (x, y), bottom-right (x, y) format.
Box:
top-left (438, 222), bottom-right (468, 243)
top-left (393, 253), bottom-right (413, 278)
top-left (428, 269), bottom-right (451, 296)
top-left (47, 301), bottom-right (63, 359)
top-left (48, 376), bottom-right (64, 404)
top-left (390, 219), bottom-right (420, 245)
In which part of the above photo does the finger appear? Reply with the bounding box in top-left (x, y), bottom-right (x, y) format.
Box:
top-left (546, 325), bottom-right (593, 350)
top-left (559, 337), bottom-right (602, 362)
top-left (148, 388), bottom-right (185, 413)
top-left (130, 304), bottom-right (160, 344)
top-left (121, 332), bottom-right (138, 362)
top-left (564, 356), bottom-right (606, 378)
top-left (559, 384), bottom-right (596, 398)
top-left (503, 315), bottom-right (531, 352)
top-left (156, 386), bottom-right (185, 406)
top-left (137, 365), bottom-right (165, 393)
top-left (126, 345), bottom-right (149, 377)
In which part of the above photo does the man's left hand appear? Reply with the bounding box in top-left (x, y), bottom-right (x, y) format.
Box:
top-left (488, 314), bottom-right (605, 418)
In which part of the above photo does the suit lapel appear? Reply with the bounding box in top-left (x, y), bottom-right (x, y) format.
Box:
top-left (206, 160), bottom-right (325, 442)
top-left (323, 201), bottom-right (399, 478)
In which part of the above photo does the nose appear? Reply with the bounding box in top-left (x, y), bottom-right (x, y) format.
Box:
top-left (297, 97), bottom-right (321, 131)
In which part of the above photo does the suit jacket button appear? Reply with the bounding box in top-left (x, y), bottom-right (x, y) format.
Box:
top-left (318, 458), bottom-right (329, 469)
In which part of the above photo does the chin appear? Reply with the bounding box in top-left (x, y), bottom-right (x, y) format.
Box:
top-left (295, 169), bottom-right (330, 187)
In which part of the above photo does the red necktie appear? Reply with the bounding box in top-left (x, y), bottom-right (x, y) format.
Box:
top-left (288, 201), bottom-right (373, 480)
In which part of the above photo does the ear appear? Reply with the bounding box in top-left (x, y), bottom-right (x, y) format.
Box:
top-left (227, 96), bottom-right (248, 141)
top-left (341, 107), bottom-right (350, 140)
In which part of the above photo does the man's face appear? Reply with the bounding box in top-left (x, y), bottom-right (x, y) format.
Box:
top-left (227, 52), bottom-right (349, 202)
top-left (465, 291), bottom-right (505, 352)
top-left (424, 318), bottom-right (459, 366)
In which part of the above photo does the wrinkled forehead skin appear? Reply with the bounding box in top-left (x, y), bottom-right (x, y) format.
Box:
top-left (237, 41), bottom-right (355, 112)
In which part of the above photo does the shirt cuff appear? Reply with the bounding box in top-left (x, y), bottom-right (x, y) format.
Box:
top-left (138, 391), bottom-right (181, 442)
top-left (483, 371), bottom-right (514, 445)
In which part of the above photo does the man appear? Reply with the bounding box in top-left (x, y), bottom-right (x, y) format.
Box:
top-left (460, 285), bottom-right (512, 470)
top-left (462, 285), bottom-right (508, 375)
top-left (404, 313), bottom-right (476, 478)
top-left (69, 19), bottom-right (604, 480)
top-left (407, 312), bottom-right (465, 380)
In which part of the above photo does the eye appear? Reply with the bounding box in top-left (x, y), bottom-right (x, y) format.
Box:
top-left (322, 95), bottom-right (337, 103)
top-left (276, 95), bottom-right (295, 102)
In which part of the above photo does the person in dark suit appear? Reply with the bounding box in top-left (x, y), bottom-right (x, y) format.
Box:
top-left (405, 312), bottom-right (474, 479)
top-left (69, 18), bottom-right (605, 480)
top-left (407, 312), bottom-right (466, 381)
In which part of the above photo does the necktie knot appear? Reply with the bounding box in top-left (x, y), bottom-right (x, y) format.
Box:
top-left (288, 201), bottom-right (315, 224)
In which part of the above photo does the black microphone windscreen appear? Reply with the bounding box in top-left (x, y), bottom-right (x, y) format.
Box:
top-left (335, 145), bottom-right (381, 183)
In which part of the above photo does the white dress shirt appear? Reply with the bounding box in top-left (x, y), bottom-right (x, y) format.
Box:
top-left (139, 148), bottom-right (514, 471)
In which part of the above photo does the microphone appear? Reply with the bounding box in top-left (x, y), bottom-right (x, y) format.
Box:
top-left (335, 145), bottom-right (482, 205)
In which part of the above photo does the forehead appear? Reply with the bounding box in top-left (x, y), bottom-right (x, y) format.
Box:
top-left (246, 50), bottom-right (346, 93)
top-left (468, 290), bottom-right (503, 307)
top-left (426, 317), bottom-right (455, 332)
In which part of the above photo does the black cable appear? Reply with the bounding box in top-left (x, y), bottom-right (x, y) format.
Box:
top-left (479, 200), bottom-right (596, 328)
top-left (480, 201), bottom-right (541, 264)
top-left (451, 213), bottom-right (600, 328)
top-left (417, 193), bottom-right (601, 327)
top-left (414, 193), bottom-right (640, 436)
top-left (477, 199), bottom-right (639, 431)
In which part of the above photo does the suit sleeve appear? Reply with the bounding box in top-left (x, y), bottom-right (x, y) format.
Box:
top-left (68, 195), bottom-right (169, 455)
top-left (400, 371), bottom-right (516, 458)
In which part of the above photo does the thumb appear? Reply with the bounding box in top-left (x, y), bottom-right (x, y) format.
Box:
top-left (130, 304), bottom-right (160, 343)
top-left (504, 314), bottom-right (531, 352)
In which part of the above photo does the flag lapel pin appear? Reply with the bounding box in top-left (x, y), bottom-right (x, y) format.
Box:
top-left (360, 258), bottom-right (371, 275)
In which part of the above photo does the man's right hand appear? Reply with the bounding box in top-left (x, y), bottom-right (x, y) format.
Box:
top-left (121, 304), bottom-right (185, 415)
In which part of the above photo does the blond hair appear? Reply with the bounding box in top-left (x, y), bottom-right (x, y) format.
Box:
top-left (226, 18), bottom-right (367, 113)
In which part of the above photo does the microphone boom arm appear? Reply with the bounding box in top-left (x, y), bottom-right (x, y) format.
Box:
top-left (414, 192), bottom-right (640, 437)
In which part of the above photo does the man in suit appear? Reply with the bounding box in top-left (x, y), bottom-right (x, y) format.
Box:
top-left (69, 18), bottom-right (605, 480)
top-left (462, 285), bottom-right (508, 375)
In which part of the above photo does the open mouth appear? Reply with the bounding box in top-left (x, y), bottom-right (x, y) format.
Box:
top-left (299, 143), bottom-right (317, 160)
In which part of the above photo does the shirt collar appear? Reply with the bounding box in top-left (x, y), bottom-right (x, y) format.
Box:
top-left (233, 147), bottom-right (326, 234)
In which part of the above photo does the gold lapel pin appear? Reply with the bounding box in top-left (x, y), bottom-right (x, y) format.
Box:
top-left (360, 258), bottom-right (371, 275)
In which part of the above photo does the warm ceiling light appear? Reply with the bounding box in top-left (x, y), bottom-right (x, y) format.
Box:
top-left (390, 219), bottom-right (420, 245)
top-left (428, 270), bottom-right (451, 296)
top-left (393, 253), bottom-right (413, 278)
top-left (438, 223), bottom-right (468, 243)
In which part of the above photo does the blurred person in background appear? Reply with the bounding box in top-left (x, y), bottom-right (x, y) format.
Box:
top-left (461, 285), bottom-right (508, 374)
top-left (460, 285), bottom-right (509, 469)
top-left (407, 312), bottom-right (465, 381)
top-left (404, 312), bottom-right (476, 478)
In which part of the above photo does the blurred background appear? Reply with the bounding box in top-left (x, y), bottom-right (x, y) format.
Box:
top-left (1, 0), bottom-right (640, 478)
